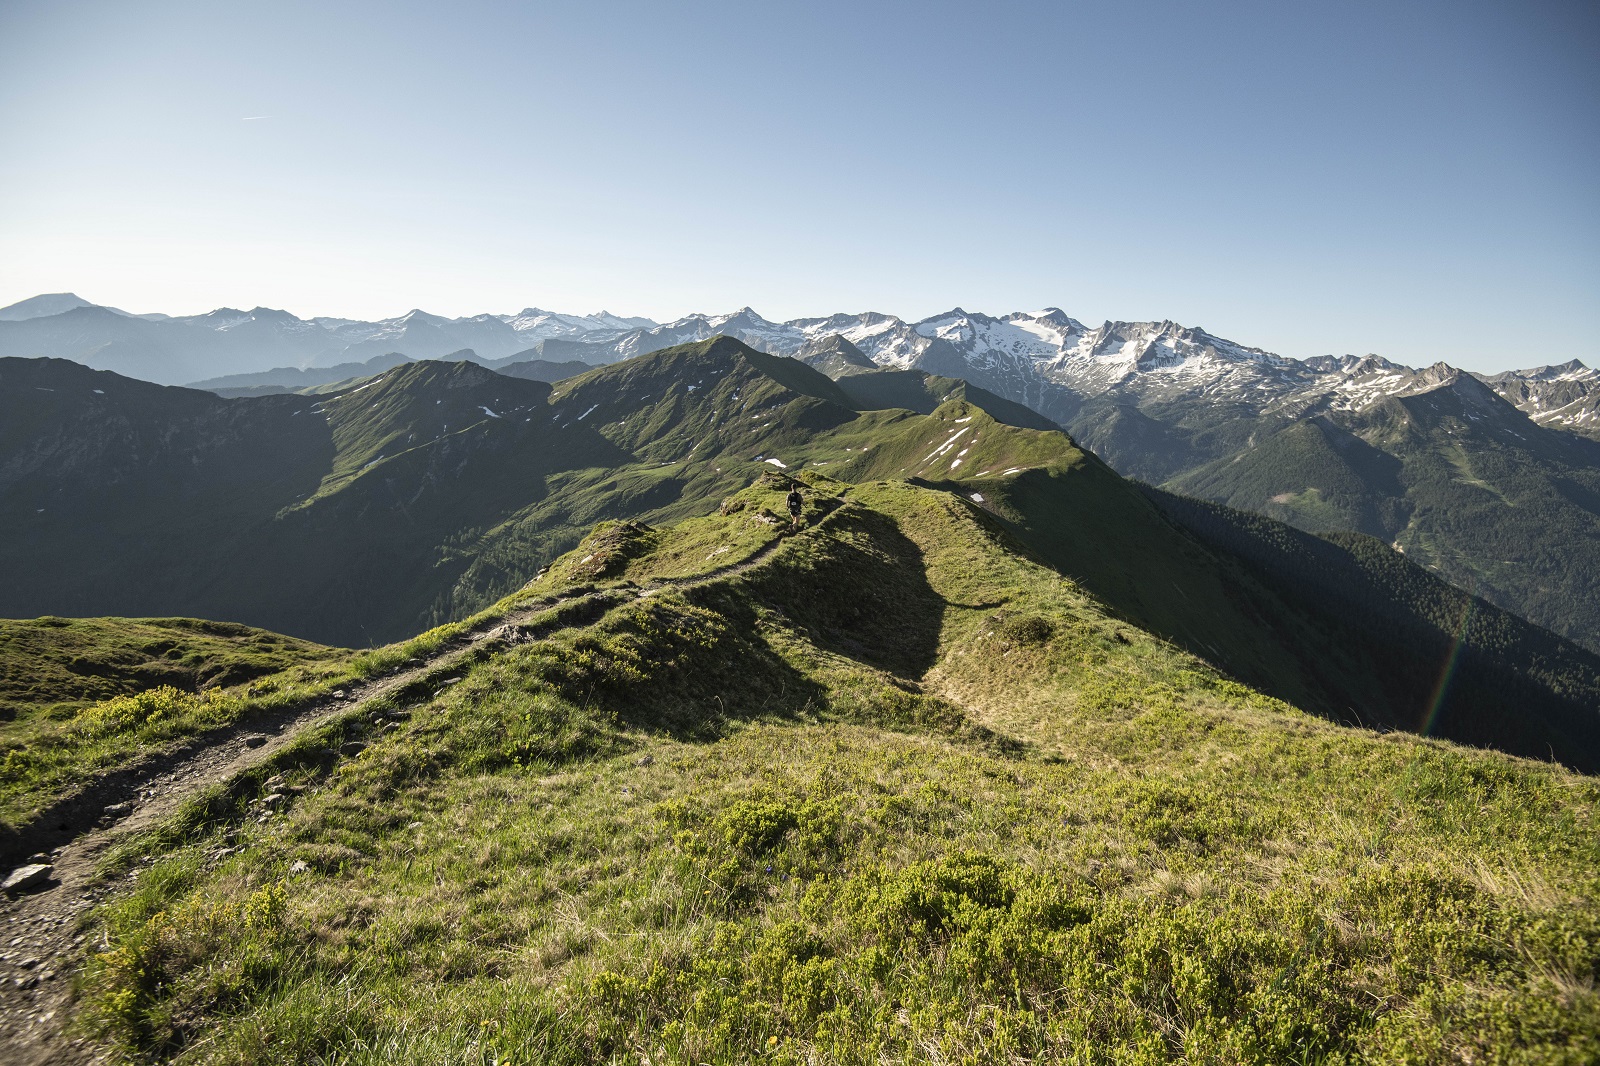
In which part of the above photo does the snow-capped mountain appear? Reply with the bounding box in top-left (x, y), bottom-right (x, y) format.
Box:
top-left (1478, 360), bottom-right (1600, 439)
top-left (501, 308), bottom-right (656, 342)
top-left (0, 293), bottom-right (1594, 439)
top-left (542, 304), bottom-right (1598, 444)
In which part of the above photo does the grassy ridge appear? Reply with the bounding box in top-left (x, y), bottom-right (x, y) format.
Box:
top-left (73, 481), bottom-right (1600, 1063)
top-left (0, 479), bottom-right (808, 852)
top-left (0, 616), bottom-right (335, 717)
top-left (0, 618), bottom-right (352, 844)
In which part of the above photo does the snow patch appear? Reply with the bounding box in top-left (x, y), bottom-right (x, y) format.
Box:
top-left (921, 426), bottom-right (971, 464)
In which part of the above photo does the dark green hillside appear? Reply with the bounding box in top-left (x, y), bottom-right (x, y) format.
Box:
top-left (549, 338), bottom-right (859, 457)
top-left (0, 357), bottom-right (335, 621)
top-left (1165, 417), bottom-right (1409, 537)
top-left (59, 478), bottom-right (1600, 1064)
top-left (834, 368), bottom-right (1059, 431)
top-left (216, 363), bottom-right (633, 645)
top-left (1065, 397), bottom-right (1224, 483)
top-left (492, 357), bottom-right (591, 384)
top-left (1165, 382), bottom-right (1600, 651)
top-left (1142, 488), bottom-right (1600, 771)
top-left (307, 359), bottom-right (567, 494)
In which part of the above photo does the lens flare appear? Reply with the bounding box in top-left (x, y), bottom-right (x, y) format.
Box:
top-left (1421, 596), bottom-right (1474, 736)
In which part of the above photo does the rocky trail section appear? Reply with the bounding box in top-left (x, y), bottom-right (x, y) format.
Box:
top-left (0, 503), bottom-right (841, 1065)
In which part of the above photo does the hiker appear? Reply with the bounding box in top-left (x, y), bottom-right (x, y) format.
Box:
top-left (786, 484), bottom-right (804, 530)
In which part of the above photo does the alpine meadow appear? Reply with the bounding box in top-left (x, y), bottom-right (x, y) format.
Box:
top-left (0, 333), bottom-right (1596, 1064)
top-left (4, 2), bottom-right (1599, 1062)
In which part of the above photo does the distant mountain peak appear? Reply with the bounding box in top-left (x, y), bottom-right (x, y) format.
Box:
top-left (1489, 358), bottom-right (1597, 383)
top-left (0, 293), bottom-right (99, 322)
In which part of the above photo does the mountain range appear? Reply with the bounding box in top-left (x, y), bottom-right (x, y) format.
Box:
top-left (4, 295), bottom-right (1595, 439)
top-left (4, 334), bottom-right (1600, 1063)
top-left (2, 337), bottom-right (1598, 775)
top-left (7, 293), bottom-right (1595, 654)
top-left (0, 294), bottom-right (654, 386)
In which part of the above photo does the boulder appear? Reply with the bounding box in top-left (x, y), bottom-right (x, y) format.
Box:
top-left (3, 865), bottom-right (52, 893)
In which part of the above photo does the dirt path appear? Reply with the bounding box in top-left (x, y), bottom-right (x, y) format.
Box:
top-left (0, 505), bottom-right (842, 1064)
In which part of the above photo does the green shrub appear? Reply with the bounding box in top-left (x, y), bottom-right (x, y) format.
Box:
top-left (71, 685), bottom-right (240, 740)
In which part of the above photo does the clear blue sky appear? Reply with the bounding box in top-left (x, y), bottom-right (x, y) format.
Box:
top-left (1, 0), bottom-right (1595, 372)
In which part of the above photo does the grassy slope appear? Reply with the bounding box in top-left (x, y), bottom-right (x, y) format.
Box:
top-left (1141, 489), bottom-right (1600, 770)
top-left (0, 616), bottom-right (333, 716)
top-left (73, 481), bottom-right (1599, 1065)
top-left (0, 618), bottom-right (348, 847)
top-left (1163, 390), bottom-right (1600, 653)
top-left (0, 478), bottom-right (814, 852)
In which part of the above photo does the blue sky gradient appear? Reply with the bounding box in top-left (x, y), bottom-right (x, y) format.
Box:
top-left (1, 0), bottom-right (1595, 371)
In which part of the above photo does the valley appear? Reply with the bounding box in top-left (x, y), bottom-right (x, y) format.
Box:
top-left (5, 294), bottom-right (1597, 652)
top-left (1, 328), bottom-right (1597, 1065)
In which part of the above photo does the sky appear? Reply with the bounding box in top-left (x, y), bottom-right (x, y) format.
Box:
top-left (0, 0), bottom-right (1596, 372)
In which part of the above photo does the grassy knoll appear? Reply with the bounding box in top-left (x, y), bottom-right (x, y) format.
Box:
top-left (0, 619), bottom-right (343, 837)
top-left (73, 481), bottom-right (1599, 1064)
top-left (0, 479), bottom-right (815, 857)
top-left (0, 616), bottom-right (335, 718)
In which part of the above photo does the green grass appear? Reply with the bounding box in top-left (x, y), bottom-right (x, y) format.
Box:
top-left (0, 618), bottom-right (348, 839)
top-left (71, 480), bottom-right (1600, 1064)
top-left (0, 476), bottom-right (837, 852)
top-left (0, 616), bottom-right (337, 718)
top-left (0, 657), bottom-right (367, 841)
top-left (1159, 396), bottom-right (1600, 654)
top-left (518, 474), bottom-right (805, 592)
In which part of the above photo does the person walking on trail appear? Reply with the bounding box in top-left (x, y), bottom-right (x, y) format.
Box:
top-left (786, 485), bottom-right (805, 531)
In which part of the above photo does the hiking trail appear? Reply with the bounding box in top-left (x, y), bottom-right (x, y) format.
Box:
top-left (0, 502), bottom-right (846, 1065)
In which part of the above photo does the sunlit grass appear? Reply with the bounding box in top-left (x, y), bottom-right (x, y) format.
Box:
top-left (72, 481), bottom-right (1600, 1063)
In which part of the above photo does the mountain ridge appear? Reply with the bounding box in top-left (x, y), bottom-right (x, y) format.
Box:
top-left (3, 294), bottom-right (1592, 425)
top-left (4, 471), bottom-right (1597, 1063)
top-left (7, 296), bottom-right (1598, 648)
top-left (3, 340), bottom-right (1599, 775)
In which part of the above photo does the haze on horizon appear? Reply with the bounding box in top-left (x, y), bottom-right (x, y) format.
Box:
top-left (1, 0), bottom-right (1596, 374)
